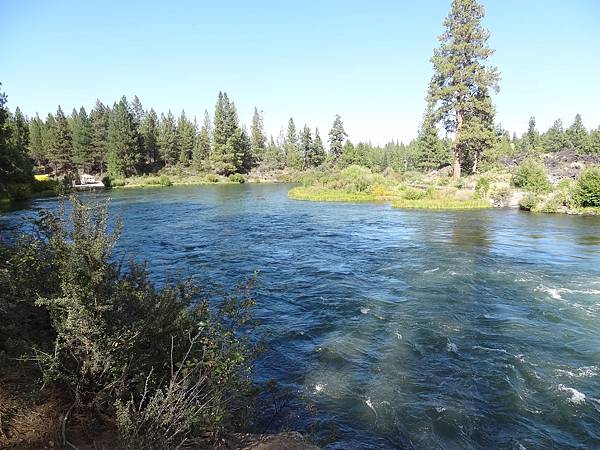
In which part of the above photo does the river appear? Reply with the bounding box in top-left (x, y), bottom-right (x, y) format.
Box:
top-left (2, 183), bottom-right (599, 449)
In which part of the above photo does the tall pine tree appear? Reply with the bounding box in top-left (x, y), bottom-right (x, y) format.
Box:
top-left (140, 108), bottom-right (159, 166)
top-left (210, 92), bottom-right (248, 174)
top-left (310, 128), bottom-right (326, 167)
top-left (416, 106), bottom-right (448, 170)
top-left (250, 107), bottom-right (266, 167)
top-left (328, 115), bottom-right (347, 161)
top-left (299, 125), bottom-right (313, 169)
top-left (89, 100), bottom-right (109, 175)
top-left (427, 0), bottom-right (499, 179)
top-left (28, 114), bottom-right (45, 166)
top-left (567, 114), bottom-right (588, 153)
top-left (285, 118), bottom-right (301, 169)
top-left (192, 110), bottom-right (211, 170)
top-left (70, 107), bottom-right (93, 171)
top-left (47, 106), bottom-right (72, 173)
top-left (176, 110), bottom-right (195, 166)
top-left (107, 96), bottom-right (139, 177)
top-left (542, 119), bottom-right (572, 152)
top-left (158, 111), bottom-right (178, 166)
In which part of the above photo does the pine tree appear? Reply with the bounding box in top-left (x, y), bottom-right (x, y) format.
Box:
top-left (567, 114), bottom-right (588, 153)
top-left (70, 107), bottom-right (93, 171)
top-left (250, 107), bottom-right (266, 166)
top-left (526, 116), bottom-right (540, 151)
top-left (0, 84), bottom-right (33, 188)
top-left (542, 119), bottom-right (572, 152)
top-left (328, 114), bottom-right (347, 161)
top-left (310, 128), bottom-right (326, 167)
top-left (29, 114), bottom-right (45, 165)
top-left (107, 96), bottom-right (139, 177)
top-left (176, 110), bottom-right (195, 166)
top-left (89, 100), bottom-right (109, 175)
top-left (588, 127), bottom-right (600, 154)
top-left (9, 107), bottom-right (29, 151)
top-left (427, 0), bottom-right (499, 179)
top-left (192, 110), bottom-right (211, 170)
top-left (210, 92), bottom-right (247, 174)
top-left (285, 118), bottom-right (301, 169)
top-left (260, 135), bottom-right (286, 170)
top-left (158, 111), bottom-right (178, 166)
top-left (140, 108), bottom-right (159, 166)
top-left (131, 95), bottom-right (145, 127)
top-left (415, 107), bottom-right (448, 170)
top-left (47, 106), bottom-right (72, 172)
top-left (299, 125), bottom-right (313, 169)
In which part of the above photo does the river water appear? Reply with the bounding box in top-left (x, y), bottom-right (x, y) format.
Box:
top-left (2, 183), bottom-right (600, 449)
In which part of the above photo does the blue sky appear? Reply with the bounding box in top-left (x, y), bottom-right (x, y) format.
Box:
top-left (2, 0), bottom-right (599, 144)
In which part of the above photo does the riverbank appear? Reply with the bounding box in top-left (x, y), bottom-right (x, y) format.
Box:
top-left (286, 162), bottom-right (600, 214)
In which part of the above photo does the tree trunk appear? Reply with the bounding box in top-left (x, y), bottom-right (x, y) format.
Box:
top-left (452, 110), bottom-right (463, 180)
top-left (472, 150), bottom-right (479, 174)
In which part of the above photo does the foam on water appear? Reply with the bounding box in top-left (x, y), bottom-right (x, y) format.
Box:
top-left (556, 366), bottom-right (598, 378)
top-left (558, 384), bottom-right (587, 405)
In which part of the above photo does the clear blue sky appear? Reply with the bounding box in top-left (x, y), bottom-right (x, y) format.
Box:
top-left (2, 0), bottom-right (599, 144)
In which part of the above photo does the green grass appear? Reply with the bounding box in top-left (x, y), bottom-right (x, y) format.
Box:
top-left (288, 186), bottom-right (379, 202)
top-left (392, 198), bottom-right (491, 210)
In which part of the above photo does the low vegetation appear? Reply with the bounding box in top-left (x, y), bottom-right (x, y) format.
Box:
top-left (288, 165), bottom-right (491, 210)
top-left (514, 161), bottom-right (600, 214)
top-left (0, 196), bottom-right (259, 449)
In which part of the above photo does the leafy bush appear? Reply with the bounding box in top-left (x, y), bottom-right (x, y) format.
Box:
top-left (402, 188), bottom-right (425, 200)
top-left (513, 159), bottom-right (551, 193)
top-left (109, 177), bottom-right (126, 187)
top-left (474, 177), bottom-right (491, 198)
top-left (159, 174), bottom-right (173, 187)
top-left (339, 165), bottom-right (372, 192)
top-left (206, 174), bottom-right (220, 183)
top-left (572, 166), bottom-right (600, 207)
top-left (5, 182), bottom-right (32, 200)
top-left (0, 196), bottom-right (258, 448)
top-left (32, 178), bottom-right (59, 194)
top-left (519, 193), bottom-right (541, 211)
top-left (228, 173), bottom-right (246, 183)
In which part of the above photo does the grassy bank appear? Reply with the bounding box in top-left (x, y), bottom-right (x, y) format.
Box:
top-left (392, 198), bottom-right (491, 210)
top-left (288, 186), bottom-right (379, 202)
top-left (287, 165), bottom-right (493, 210)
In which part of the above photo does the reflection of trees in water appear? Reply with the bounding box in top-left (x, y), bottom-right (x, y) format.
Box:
top-left (450, 211), bottom-right (491, 251)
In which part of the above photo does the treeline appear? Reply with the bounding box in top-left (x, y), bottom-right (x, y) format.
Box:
top-left (511, 115), bottom-right (600, 155)
top-left (15, 90), bottom-right (455, 178)
top-left (3, 83), bottom-right (600, 193)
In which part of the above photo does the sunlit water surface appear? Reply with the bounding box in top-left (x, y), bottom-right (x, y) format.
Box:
top-left (2, 184), bottom-right (600, 449)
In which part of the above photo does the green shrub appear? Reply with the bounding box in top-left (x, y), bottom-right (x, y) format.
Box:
top-left (32, 178), bottom-right (59, 194)
top-left (5, 182), bottom-right (32, 200)
top-left (159, 174), bottom-right (172, 187)
top-left (109, 177), bottom-right (126, 187)
top-left (339, 165), bottom-right (372, 192)
top-left (228, 173), bottom-right (246, 183)
top-left (519, 193), bottom-right (541, 211)
top-left (142, 176), bottom-right (160, 185)
top-left (474, 177), bottom-right (491, 198)
top-left (206, 173), bottom-right (220, 183)
top-left (513, 159), bottom-right (551, 194)
top-left (572, 166), bottom-right (600, 207)
top-left (402, 188), bottom-right (425, 200)
top-left (0, 196), bottom-right (258, 448)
